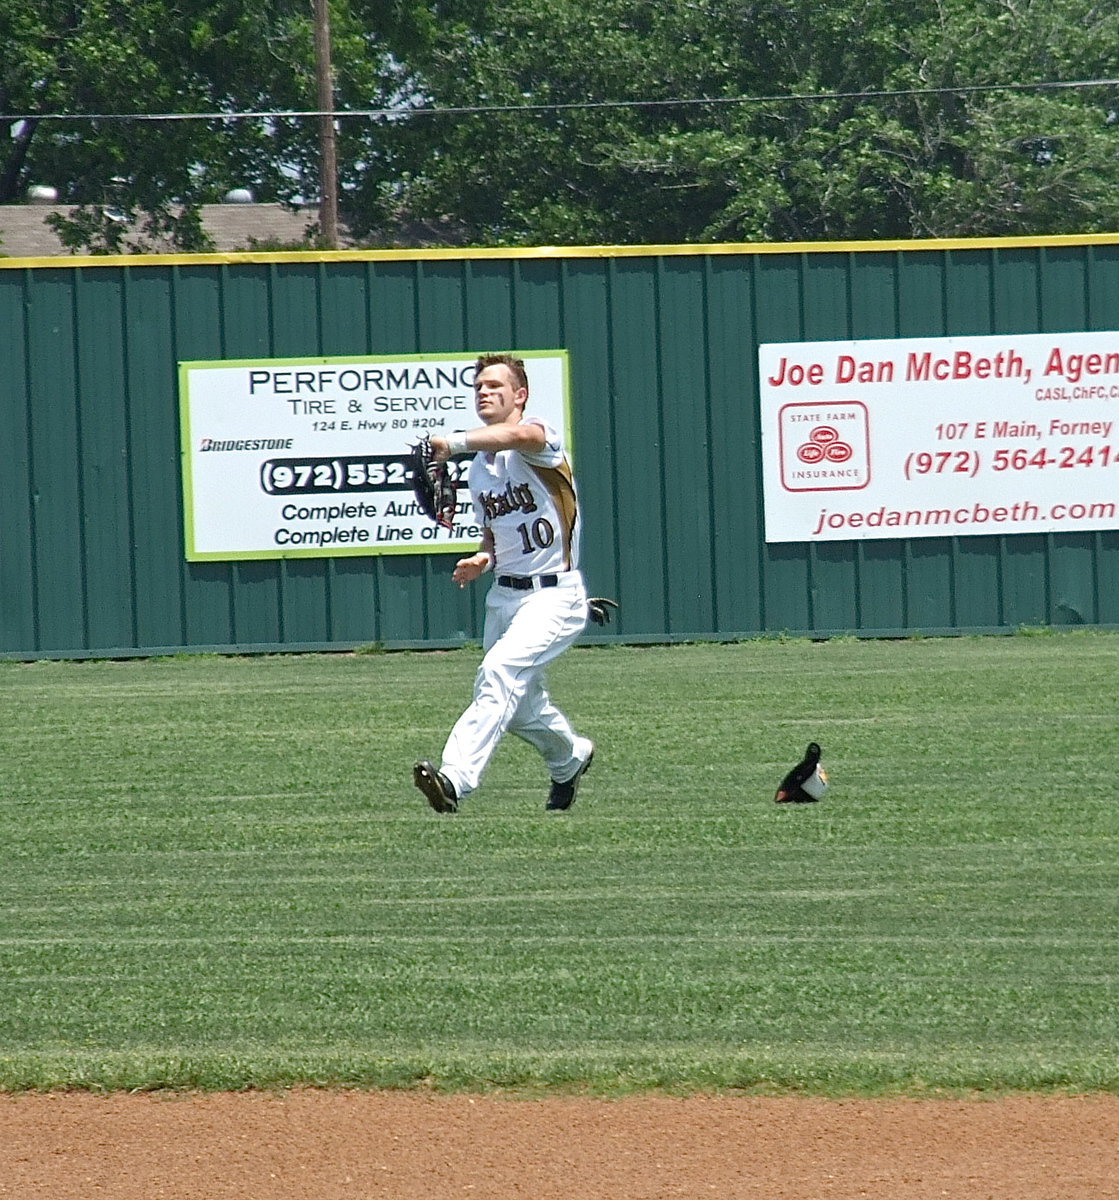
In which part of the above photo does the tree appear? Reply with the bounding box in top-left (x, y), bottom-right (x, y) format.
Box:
top-left (0, 0), bottom-right (422, 251)
top-left (6, 1), bottom-right (1119, 251)
top-left (365, 0), bottom-right (1119, 245)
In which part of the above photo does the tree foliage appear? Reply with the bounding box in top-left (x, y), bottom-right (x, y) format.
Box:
top-left (3, 0), bottom-right (1118, 251)
top-left (374, 0), bottom-right (1119, 245)
top-left (0, 0), bottom-right (418, 250)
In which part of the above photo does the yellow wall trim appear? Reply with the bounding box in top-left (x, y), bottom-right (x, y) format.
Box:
top-left (3, 230), bottom-right (1119, 271)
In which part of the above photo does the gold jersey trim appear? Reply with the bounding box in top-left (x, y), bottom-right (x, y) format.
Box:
top-left (528, 459), bottom-right (579, 572)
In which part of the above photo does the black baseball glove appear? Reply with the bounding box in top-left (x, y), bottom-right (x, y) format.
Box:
top-left (408, 435), bottom-right (457, 531)
top-left (587, 597), bottom-right (619, 626)
top-left (775, 742), bottom-right (829, 803)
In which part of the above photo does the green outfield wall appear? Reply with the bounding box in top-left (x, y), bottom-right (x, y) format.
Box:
top-left (2, 235), bottom-right (1119, 659)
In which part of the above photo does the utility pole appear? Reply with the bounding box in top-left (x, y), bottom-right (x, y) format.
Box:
top-left (313, 0), bottom-right (339, 248)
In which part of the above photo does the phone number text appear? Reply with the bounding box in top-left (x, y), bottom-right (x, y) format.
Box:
top-left (903, 445), bottom-right (1118, 480)
top-left (260, 455), bottom-right (466, 495)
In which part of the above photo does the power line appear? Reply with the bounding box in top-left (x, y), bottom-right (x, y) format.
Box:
top-left (3, 77), bottom-right (1118, 124)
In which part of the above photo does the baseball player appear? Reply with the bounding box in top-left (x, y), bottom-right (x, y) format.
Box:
top-left (413, 353), bottom-right (595, 813)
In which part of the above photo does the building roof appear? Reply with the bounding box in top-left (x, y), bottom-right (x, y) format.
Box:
top-left (0, 203), bottom-right (346, 258)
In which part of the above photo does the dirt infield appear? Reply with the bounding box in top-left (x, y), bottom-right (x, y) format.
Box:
top-left (2, 1091), bottom-right (1118, 1198)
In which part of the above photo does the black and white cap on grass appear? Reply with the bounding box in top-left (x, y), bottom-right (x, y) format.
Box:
top-left (775, 742), bottom-right (829, 803)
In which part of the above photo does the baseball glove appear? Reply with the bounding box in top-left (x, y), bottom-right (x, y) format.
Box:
top-left (774, 742), bottom-right (829, 803)
top-left (587, 597), bottom-right (619, 626)
top-left (408, 435), bottom-right (457, 531)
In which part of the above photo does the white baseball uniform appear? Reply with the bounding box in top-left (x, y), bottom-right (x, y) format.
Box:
top-left (438, 417), bottom-right (592, 800)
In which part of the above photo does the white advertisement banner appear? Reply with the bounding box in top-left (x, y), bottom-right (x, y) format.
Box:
top-left (179, 351), bottom-right (570, 561)
top-left (759, 331), bottom-right (1119, 542)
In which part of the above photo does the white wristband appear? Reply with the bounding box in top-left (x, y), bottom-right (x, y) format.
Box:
top-left (478, 552), bottom-right (493, 573)
top-left (445, 431), bottom-right (470, 455)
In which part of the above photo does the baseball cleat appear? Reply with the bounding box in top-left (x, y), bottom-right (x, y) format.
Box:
top-left (413, 760), bottom-right (458, 813)
top-left (775, 742), bottom-right (828, 803)
top-left (546, 745), bottom-right (594, 811)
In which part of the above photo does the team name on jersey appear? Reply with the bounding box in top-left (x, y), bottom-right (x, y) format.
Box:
top-left (478, 480), bottom-right (538, 520)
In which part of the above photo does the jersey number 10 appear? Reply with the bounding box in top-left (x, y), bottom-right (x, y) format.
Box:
top-left (516, 518), bottom-right (556, 554)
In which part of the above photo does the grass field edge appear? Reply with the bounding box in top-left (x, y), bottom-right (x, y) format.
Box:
top-left (2, 1050), bottom-right (1117, 1098)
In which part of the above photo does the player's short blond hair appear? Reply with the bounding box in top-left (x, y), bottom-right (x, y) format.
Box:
top-left (474, 353), bottom-right (529, 396)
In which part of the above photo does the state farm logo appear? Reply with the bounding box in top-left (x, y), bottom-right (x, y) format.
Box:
top-left (779, 401), bottom-right (870, 492)
top-left (796, 425), bottom-right (853, 465)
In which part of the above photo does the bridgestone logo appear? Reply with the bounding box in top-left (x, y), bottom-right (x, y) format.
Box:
top-left (201, 438), bottom-right (294, 452)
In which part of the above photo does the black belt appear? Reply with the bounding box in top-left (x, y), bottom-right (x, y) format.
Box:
top-left (497, 574), bottom-right (559, 590)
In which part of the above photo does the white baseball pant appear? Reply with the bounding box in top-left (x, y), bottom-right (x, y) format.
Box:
top-left (439, 572), bottom-right (591, 799)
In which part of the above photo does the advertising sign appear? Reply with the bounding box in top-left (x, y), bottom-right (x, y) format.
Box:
top-left (759, 331), bottom-right (1119, 542)
top-left (179, 351), bottom-right (569, 561)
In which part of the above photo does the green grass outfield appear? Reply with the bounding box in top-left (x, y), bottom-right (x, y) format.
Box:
top-left (1, 633), bottom-right (1117, 1095)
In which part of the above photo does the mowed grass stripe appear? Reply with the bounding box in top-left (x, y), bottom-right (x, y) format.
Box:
top-left (1, 634), bottom-right (1118, 1093)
